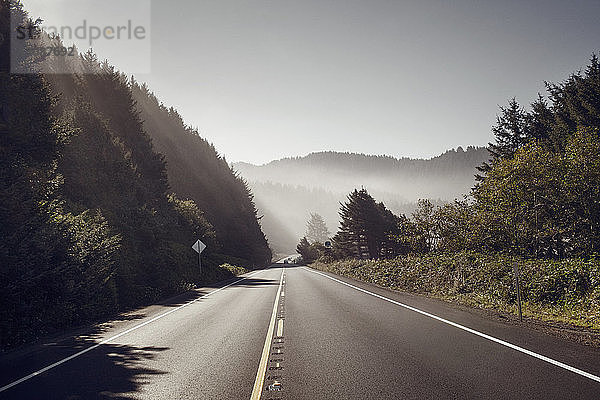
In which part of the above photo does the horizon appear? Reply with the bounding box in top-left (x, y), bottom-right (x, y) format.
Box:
top-left (233, 144), bottom-right (486, 166)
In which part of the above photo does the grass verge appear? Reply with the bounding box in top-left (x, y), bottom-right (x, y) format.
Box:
top-left (311, 251), bottom-right (600, 340)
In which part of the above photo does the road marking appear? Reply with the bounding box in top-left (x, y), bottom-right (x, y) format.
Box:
top-left (277, 319), bottom-right (284, 337)
top-left (304, 267), bottom-right (600, 384)
top-left (0, 270), bottom-right (265, 393)
top-left (250, 268), bottom-right (285, 400)
top-left (281, 291), bottom-right (285, 297)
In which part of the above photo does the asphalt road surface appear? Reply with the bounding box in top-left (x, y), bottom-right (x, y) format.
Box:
top-left (1, 264), bottom-right (599, 399)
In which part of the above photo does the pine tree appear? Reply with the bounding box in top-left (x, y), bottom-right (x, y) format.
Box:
top-left (335, 189), bottom-right (387, 259)
top-left (477, 98), bottom-right (529, 179)
top-left (296, 236), bottom-right (319, 263)
top-left (527, 94), bottom-right (554, 146)
top-left (305, 213), bottom-right (330, 244)
top-left (129, 80), bottom-right (271, 265)
top-left (547, 54), bottom-right (600, 151)
top-left (0, 4), bottom-right (120, 347)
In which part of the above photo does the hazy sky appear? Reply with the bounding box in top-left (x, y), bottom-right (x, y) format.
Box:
top-left (25, 0), bottom-right (600, 164)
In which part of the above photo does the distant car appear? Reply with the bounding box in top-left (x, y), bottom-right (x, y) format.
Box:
top-left (284, 259), bottom-right (289, 264)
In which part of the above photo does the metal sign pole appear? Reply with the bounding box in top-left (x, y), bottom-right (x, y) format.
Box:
top-left (513, 262), bottom-right (523, 322)
top-left (192, 239), bottom-right (206, 275)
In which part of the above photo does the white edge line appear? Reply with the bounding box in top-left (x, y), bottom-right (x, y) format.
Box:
top-left (0, 270), bottom-right (265, 393)
top-left (304, 267), bottom-right (600, 384)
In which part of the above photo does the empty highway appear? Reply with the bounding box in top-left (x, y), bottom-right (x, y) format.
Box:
top-left (1, 264), bottom-right (599, 399)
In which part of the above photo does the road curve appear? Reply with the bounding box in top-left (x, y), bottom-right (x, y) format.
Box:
top-left (1, 264), bottom-right (599, 399)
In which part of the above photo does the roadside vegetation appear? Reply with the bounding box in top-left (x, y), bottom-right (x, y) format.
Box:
top-left (0, 3), bottom-right (269, 350)
top-left (311, 254), bottom-right (600, 330)
top-left (299, 54), bottom-right (600, 334)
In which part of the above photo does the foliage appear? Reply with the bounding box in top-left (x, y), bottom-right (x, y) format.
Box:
top-left (333, 189), bottom-right (401, 259)
top-left (471, 54), bottom-right (600, 258)
top-left (305, 212), bottom-right (330, 244)
top-left (130, 81), bottom-right (272, 265)
top-left (236, 147), bottom-right (488, 253)
top-left (473, 127), bottom-right (600, 258)
top-left (411, 199), bottom-right (437, 252)
top-left (312, 55), bottom-right (600, 337)
top-left (312, 253), bottom-right (600, 330)
top-left (296, 237), bottom-right (321, 263)
top-left (0, 2), bottom-right (270, 349)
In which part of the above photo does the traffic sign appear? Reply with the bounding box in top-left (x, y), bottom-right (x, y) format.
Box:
top-left (192, 239), bottom-right (206, 254)
top-left (192, 239), bottom-right (207, 273)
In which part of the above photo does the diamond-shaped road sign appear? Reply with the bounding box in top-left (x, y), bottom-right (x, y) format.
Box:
top-left (192, 239), bottom-right (206, 254)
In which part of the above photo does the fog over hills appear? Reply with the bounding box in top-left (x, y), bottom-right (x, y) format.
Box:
top-left (233, 147), bottom-right (489, 254)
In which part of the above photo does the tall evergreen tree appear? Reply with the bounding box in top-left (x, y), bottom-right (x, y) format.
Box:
top-left (0, 3), bottom-right (120, 347)
top-left (527, 94), bottom-right (554, 146)
top-left (296, 236), bottom-right (319, 263)
top-left (305, 213), bottom-right (330, 244)
top-left (335, 189), bottom-right (387, 259)
top-left (130, 81), bottom-right (271, 265)
top-left (0, 0), bottom-right (272, 349)
top-left (546, 54), bottom-right (600, 151)
top-left (477, 99), bottom-right (529, 179)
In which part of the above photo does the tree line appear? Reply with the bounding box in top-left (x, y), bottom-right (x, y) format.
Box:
top-left (234, 147), bottom-right (489, 205)
top-left (237, 151), bottom-right (479, 255)
top-left (0, 2), bottom-right (270, 349)
top-left (298, 54), bottom-right (600, 263)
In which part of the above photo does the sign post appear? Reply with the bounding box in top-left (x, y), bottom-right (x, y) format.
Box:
top-left (192, 239), bottom-right (207, 273)
top-left (513, 261), bottom-right (523, 322)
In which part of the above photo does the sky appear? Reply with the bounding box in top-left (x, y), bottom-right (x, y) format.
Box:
top-left (24, 0), bottom-right (600, 164)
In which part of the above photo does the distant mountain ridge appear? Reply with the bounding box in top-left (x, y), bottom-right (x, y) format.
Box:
top-left (241, 147), bottom-right (486, 170)
top-left (234, 146), bottom-right (488, 201)
top-left (233, 147), bottom-right (489, 254)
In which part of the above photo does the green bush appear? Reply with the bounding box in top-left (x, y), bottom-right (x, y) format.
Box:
top-left (312, 252), bottom-right (600, 329)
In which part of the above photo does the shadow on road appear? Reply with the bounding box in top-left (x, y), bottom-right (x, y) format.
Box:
top-left (158, 276), bottom-right (278, 308)
top-left (233, 277), bottom-right (278, 287)
top-left (0, 331), bottom-right (169, 400)
top-left (0, 268), bottom-right (283, 398)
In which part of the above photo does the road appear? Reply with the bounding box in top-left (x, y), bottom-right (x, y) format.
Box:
top-left (1, 264), bottom-right (599, 399)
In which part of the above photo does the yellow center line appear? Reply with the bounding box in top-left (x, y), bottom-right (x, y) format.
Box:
top-left (250, 268), bottom-right (285, 400)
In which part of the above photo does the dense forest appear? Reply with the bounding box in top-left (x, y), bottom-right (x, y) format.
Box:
top-left (0, 2), bottom-right (270, 349)
top-left (130, 82), bottom-right (271, 265)
top-left (235, 148), bottom-right (486, 253)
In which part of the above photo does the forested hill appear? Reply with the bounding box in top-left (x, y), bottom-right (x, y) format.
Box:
top-left (0, 1), bottom-right (269, 349)
top-left (235, 147), bottom-right (488, 201)
top-left (130, 83), bottom-right (271, 265)
top-left (233, 147), bottom-right (488, 254)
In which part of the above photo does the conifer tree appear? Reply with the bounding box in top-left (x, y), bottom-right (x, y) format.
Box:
top-left (305, 213), bottom-right (330, 244)
top-left (335, 189), bottom-right (387, 259)
top-left (477, 99), bottom-right (529, 178)
top-left (296, 236), bottom-right (319, 263)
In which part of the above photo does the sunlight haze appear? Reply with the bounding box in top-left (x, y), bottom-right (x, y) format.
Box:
top-left (24, 0), bottom-right (600, 164)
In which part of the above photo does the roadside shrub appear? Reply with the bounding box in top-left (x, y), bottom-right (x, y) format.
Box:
top-left (312, 252), bottom-right (600, 329)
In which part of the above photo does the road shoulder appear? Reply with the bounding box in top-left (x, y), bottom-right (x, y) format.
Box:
top-left (303, 265), bottom-right (600, 378)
